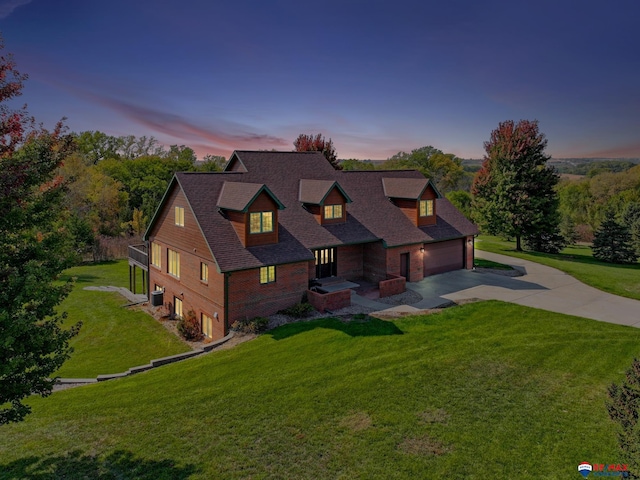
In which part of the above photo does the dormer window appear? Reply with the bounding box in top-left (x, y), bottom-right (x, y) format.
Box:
top-left (249, 211), bottom-right (274, 234)
top-left (324, 204), bottom-right (343, 220)
top-left (419, 199), bottom-right (434, 217)
top-left (299, 179), bottom-right (352, 226)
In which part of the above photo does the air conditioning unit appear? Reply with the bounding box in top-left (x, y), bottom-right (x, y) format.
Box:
top-left (150, 290), bottom-right (164, 307)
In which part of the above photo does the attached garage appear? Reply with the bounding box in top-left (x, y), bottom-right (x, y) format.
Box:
top-left (423, 238), bottom-right (465, 276)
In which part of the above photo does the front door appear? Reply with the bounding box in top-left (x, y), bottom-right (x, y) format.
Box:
top-left (400, 252), bottom-right (409, 279)
top-left (315, 247), bottom-right (337, 278)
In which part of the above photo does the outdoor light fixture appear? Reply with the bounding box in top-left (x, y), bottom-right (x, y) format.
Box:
top-left (420, 247), bottom-right (425, 253)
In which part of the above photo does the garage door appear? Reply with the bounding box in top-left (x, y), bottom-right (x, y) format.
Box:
top-left (423, 239), bottom-right (465, 276)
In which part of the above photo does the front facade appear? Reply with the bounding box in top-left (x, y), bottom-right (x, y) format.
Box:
top-left (142, 150), bottom-right (478, 340)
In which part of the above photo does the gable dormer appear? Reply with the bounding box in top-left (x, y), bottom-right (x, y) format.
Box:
top-left (382, 177), bottom-right (441, 227)
top-left (217, 182), bottom-right (285, 247)
top-left (299, 179), bottom-right (352, 225)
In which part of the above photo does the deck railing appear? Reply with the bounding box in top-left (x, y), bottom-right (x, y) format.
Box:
top-left (128, 244), bottom-right (148, 269)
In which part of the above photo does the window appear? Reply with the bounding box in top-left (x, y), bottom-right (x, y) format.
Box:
top-left (200, 262), bottom-right (208, 283)
top-left (324, 204), bottom-right (343, 219)
top-left (175, 206), bottom-right (184, 226)
top-left (168, 249), bottom-right (180, 278)
top-left (151, 242), bottom-right (161, 268)
top-left (202, 313), bottom-right (213, 338)
top-left (154, 284), bottom-right (163, 291)
top-left (249, 211), bottom-right (273, 234)
top-left (419, 199), bottom-right (434, 217)
top-left (259, 265), bottom-right (276, 284)
top-left (174, 297), bottom-right (183, 319)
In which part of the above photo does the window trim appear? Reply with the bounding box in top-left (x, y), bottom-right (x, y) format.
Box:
top-left (324, 204), bottom-right (343, 220)
top-left (168, 249), bottom-right (180, 278)
top-left (175, 206), bottom-right (185, 227)
top-left (151, 242), bottom-right (162, 269)
top-left (419, 199), bottom-right (434, 217)
top-left (259, 265), bottom-right (276, 284)
top-left (174, 297), bottom-right (183, 319)
top-left (249, 211), bottom-right (274, 234)
top-left (200, 262), bottom-right (209, 283)
top-left (201, 313), bottom-right (213, 338)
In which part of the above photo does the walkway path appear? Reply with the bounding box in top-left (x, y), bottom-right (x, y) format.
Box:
top-left (354, 251), bottom-right (640, 327)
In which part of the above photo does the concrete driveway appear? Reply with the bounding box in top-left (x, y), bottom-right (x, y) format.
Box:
top-left (354, 251), bottom-right (640, 327)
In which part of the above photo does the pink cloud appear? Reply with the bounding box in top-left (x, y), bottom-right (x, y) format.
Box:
top-left (82, 92), bottom-right (290, 153)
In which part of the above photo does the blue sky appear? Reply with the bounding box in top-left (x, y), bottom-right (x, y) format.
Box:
top-left (1, 0), bottom-right (639, 160)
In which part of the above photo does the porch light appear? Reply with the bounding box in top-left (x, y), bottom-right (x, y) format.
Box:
top-left (420, 247), bottom-right (425, 253)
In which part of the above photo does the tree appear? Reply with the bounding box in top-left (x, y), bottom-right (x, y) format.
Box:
top-left (472, 119), bottom-right (563, 252)
top-left (446, 190), bottom-right (472, 220)
top-left (592, 210), bottom-right (637, 264)
top-left (340, 158), bottom-right (376, 171)
top-left (293, 133), bottom-right (340, 169)
top-left (0, 39), bottom-right (80, 423)
top-left (380, 146), bottom-right (464, 192)
top-left (623, 202), bottom-right (640, 258)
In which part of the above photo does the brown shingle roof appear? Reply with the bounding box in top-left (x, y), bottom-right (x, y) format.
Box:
top-left (381, 177), bottom-right (434, 199)
top-left (149, 151), bottom-right (478, 272)
top-left (217, 182), bottom-right (285, 212)
top-left (298, 179), bottom-right (352, 204)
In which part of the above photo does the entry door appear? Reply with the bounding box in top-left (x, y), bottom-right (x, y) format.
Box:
top-left (315, 247), bottom-right (337, 278)
top-left (400, 253), bottom-right (410, 279)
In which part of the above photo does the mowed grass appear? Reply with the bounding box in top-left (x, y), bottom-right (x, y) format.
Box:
top-left (477, 235), bottom-right (640, 300)
top-left (56, 261), bottom-right (189, 378)
top-left (1, 301), bottom-right (637, 479)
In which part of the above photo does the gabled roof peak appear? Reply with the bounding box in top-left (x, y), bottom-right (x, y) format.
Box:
top-left (382, 177), bottom-right (442, 200)
top-left (298, 179), bottom-right (352, 205)
top-left (217, 181), bottom-right (285, 212)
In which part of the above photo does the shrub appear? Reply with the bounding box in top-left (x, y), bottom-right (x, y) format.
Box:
top-left (177, 310), bottom-right (202, 341)
top-left (279, 302), bottom-right (314, 318)
top-left (607, 358), bottom-right (640, 475)
top-left (232, 317), bottom-right (270, 334)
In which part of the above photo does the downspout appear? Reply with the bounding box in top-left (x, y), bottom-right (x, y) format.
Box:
top-left (224, 272), bottom-right (229, 335)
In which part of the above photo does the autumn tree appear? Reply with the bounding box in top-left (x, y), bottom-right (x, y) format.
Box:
top-left (0, 40), bottom-right (80, 424)
top-left (293, 133), bottom-right (340, 169)
top-left (472, 120), bottom-right (563, 252)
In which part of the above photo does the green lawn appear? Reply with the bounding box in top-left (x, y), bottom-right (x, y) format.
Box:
top-left (477, 235), bottom-right (640, 301)
top-left (1, 302), bottom-right (636, 478)
top-left (56, 261), bottom-right (190, 378)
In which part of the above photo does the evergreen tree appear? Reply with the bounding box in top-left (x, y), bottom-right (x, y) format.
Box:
top-left (623, 202), bottom-right (640, 257)
top-left (592, 210), bottom-right (637, 264)
top-left (472, 119), bottom-right (564, 252)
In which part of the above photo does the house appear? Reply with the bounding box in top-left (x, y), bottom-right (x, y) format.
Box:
top-left (129, 150), bottom-right (478, 340)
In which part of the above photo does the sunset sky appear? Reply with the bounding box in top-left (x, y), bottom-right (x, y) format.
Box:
top-left (1, 0), bottom-right (639, 160)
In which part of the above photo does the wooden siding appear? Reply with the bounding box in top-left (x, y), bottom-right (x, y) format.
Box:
top-left (391, 185), bottom-right (438, 226)
top-left (246, 192), bottom-right (279, 246)
top-left (417, 186), bottom-right (437, 227)
top-left (321, 187), bottom-right (347, 225)
top-left (226, 191), bottom-right (279, 247)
